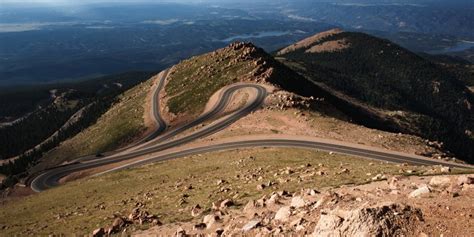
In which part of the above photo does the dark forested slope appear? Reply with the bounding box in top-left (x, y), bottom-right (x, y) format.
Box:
top-left (0, 71), bottom-right (154, 160)
top-left (277, 30), bottom-right (474, 162)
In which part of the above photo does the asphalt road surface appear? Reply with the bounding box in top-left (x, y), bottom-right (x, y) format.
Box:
top-left (30, 70), bottom-right (473, 192)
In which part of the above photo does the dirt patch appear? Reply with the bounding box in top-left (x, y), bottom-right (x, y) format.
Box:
top-left (305, 38), bottom-right (350, 53)
top-left (197, 104), bottom-right (445, 159)
top-left (277, 28), bottom-right (343, 55)
top-left (0, 185), bottom-right (34, 205)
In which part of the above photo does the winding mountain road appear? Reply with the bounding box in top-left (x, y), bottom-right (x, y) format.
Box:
top-left (30, 70), bottom-right (473, 192)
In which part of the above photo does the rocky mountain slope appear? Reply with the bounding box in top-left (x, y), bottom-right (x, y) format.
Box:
top-left (277, 29), bottom-right (474, 163)
top-left (163, 41), bottom-right (313, 123)
top-left (137, 173), bottom-right (474, 236)
top-left (1, 147), bottom-right (468, 235)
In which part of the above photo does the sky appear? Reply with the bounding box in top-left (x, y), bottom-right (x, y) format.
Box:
top-left (1, 0), bottom-right (470, 7)
top-left (0, 0), bottom-right (201, 4)
top-left (0, 0), bottom-right (207, 2)
top-left (0, 0), bottom-right (217, 7)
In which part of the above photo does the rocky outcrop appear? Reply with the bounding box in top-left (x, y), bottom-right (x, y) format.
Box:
top-left (92, 207), bottom-right (161, 236)
top-left (313, 203), bottom-right (423, 237)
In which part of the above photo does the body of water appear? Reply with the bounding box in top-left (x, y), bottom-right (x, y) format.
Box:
top-left (221, 31), bottom-right (291, 42)
top-left (429, 40), bottom-right (474, 54)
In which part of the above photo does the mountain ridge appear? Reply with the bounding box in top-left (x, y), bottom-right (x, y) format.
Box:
top-left (277, 29), bottom-right (474, 162)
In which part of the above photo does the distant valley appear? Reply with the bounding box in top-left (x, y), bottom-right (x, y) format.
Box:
top-left (1, 2), bottom-right (473, 86)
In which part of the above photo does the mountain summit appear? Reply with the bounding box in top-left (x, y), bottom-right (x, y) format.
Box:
top-left (163, 41), bottom-right (311, 119)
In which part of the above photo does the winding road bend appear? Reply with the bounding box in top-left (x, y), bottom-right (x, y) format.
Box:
top-left (30, 70), bottom-right (474, 192)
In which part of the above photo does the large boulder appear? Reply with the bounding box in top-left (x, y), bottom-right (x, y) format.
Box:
top-left (203, 214), bottom-right (220, 229)
top-left (457, 175), bottom-right (474, 186)
top-left (241, 219), bottom-right (261, 232)
top-left (408, 185), bottom-right (431, 198)
top-left (274, 206), bottom-right (292, 222)
top-left (290, 196), bottom-right (307, 208)
top-left (429, 176), bottom-right (452, 188)
top-left (312, 203), bottom-right (423, 237)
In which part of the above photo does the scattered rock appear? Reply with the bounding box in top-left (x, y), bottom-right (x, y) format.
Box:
top-left (429, 176), bottom-right (451, 188)
top-left (176, 227), bottom-right (187, 237)
top-left (256, 196), bottom-right (266, 207)
top-left (242, 219), bottom-right (261, 232)
top-left (107, 217), bottom-right (126, 234)
top-left (277, 190), bottom-right (291, 196)
top-left (290, 217), bottom-right (305, 227)
top-left (191, 204), bottom-right (203, 217)
top-left (284, 168), bottom-right (294, 175)
top-left (408, 185), bottom-right (431, 198)
top-left (128, 207), bottom-right (140, 220)
top-left (290, 196), bottom-right (307, 208)
top-left (133, 173), bottom-right (474, 236)
top-left (216, 228), bottom-right (224, 236)
top-left (457, 175), bottom-right (474, 186)
top-left (371, 174), bottom-right (386, 181)
top-left (92, 227), bottom-right (104, 237)
top-left (316, 171), bottom-right (326, 176)
top-left (193, 223), bottom-right (206, 230)
top-left (309, 189), bottom-right (319, 196)
top-left (220, 199), bottom-right (234, 209)
top-left (313, 212), bottom-right (343, 236)
top-left (337, 168), bottom-right (350, 174)
top-left (267, 193), bottom-right (281, 205)
top-left (203, 214), bottom-right (220, 228)
top-left (303, 188), bottom-right (319, 196)
top-left (419, 232), bottom-right (429, 237)
top-left (112, 217), bottom-right (125, 229)
top-left (388, 176), bottom-right (400, 190)
top-left (126, 207), bottom-right (160, 225)
top-left (440, 166), bottom-right (451, 173)
top-left (390, 190), bottom-right (401, 195)
top-left (151, 219), bottom-right (161, 226)
top-left (243, 200), bottom-right (256, 212)
top-left (274, 206), bottom-right (292, 222)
